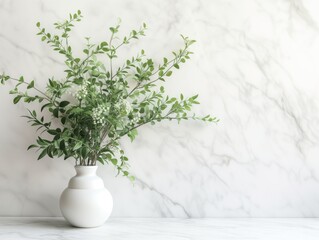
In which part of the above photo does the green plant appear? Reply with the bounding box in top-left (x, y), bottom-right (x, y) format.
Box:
top-left (0, 10), bottom-right (218, 180)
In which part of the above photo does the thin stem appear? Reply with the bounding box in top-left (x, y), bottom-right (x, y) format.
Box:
top-left (9, 77), bottom-right (51, 100)
top-left (127, 48), bottom-right (188, 98)
top-left (150, 46), bottom-right (187, 77)
top-left (127, 82), bottom-right (141, 96)
top-left (109, 31), bottom-right (115, 80)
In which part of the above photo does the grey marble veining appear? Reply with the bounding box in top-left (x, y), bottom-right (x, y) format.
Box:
top-left (1, 217), bottom-right (319, 240)
top-left (1, 0), bottom-right (319, 217)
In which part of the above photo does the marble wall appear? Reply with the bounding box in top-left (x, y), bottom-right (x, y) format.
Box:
top-left (1, 0), bottom-right (319, 217)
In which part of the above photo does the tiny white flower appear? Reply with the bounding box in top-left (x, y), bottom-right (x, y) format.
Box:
top-left (122, 99), bottom-right (132, 113)
top-left (92, 104), bottom-right (110, 125)
top-left (74, 80), bottom-right (89, 100)
top-left (132, 112), bottom-right (140, 123)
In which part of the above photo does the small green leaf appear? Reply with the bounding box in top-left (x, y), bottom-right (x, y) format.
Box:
top-left (188, 39), bottom-right (196, 45)
top-left (27, 80), bottom-right (34, 89)
top-left (53, 108), bottom-right (59, 118)
top-left (13, 96), bottom-right (22, 104)
top-left (36, 22), bottom-right (41, 27)
top-left (61, 117), bottom-right (66, 124)
top-left (41, 103), bottom-right (52, 112)
top-left (167, 97), bottom-right (177, 104)
top-left (191, 94), bottom-right (198, 100)
top-left (60, 140), bottom-right (66, 152)
top-left (166, 71), bottom-right (172, 77)
top-left (59, 101), bottom-right (70, 108)
top-left (100, 41), bottom-right (108, 47)
top-left (47, 129), bottom-right (57, 135)
top-left (81, 147), bottom-right (88, 159)
top-left (128, 129), bottom-right (138, 142)
top-left (38, 148), bottom-right (47, 160)
top-left (73, 142), bottom-right (82, 151)
top-left (129, 175), bottom-right (135, 182)
top-left (27, 144), bottom-right (38, 150)
top-left (111, 158), bottom-right (117, 165)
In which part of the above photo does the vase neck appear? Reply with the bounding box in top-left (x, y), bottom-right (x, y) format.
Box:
top-left (68, 165), bottom-right (104, 189)
top-left (75, 166), bottom-right (98, 176)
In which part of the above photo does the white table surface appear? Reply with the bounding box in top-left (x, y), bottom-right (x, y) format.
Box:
top-left (0, 217), bottom-right (319, 240)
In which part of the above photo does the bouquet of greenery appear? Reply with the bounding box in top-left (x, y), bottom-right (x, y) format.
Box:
top-left (0, 11), bottom-right (217, 180)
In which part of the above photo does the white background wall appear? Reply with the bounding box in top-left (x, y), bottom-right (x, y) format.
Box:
top-left (1, 0), bottom-right (319, 217)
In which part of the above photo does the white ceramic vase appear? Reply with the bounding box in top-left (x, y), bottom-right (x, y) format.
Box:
top-left (60, 166), bottom-right (113, 228)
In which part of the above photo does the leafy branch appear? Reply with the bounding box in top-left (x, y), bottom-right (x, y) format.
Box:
top-left (0, 11), bottom-right (218, 180)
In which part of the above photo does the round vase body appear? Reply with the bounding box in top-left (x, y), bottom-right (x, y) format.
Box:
top-left (60, 166), bottom-right (113, 228)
